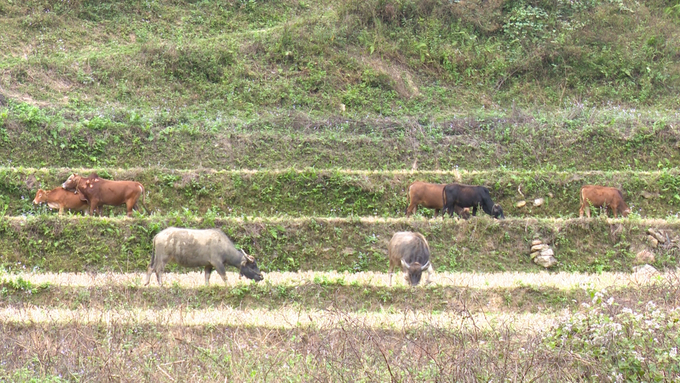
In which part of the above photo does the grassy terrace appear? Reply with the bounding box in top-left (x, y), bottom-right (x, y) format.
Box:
top-left (4, 167), bottom-right (680, 218)
top-left (2, 104), bottom-right (680, 171)
top-left (1, 216), bottom-right (678, 274)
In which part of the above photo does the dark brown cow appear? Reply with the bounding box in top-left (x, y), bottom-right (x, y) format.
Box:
top-left (33, 187), bottom-right (88, 215)
top-left (62, 173), bottom-right (146, 217)
top-left (579, 185), bottom-right (631, 218)
top-left (406, 181), bottom-right (470, 219)
top-left (442, 183), bottom-right (505, 219)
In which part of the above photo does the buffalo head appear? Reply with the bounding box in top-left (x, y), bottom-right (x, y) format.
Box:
top-left (401, 259), bottom-right (430, 286)
top-left (239, 250), bottom-right (264, 282)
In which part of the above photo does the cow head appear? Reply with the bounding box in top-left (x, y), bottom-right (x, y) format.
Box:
top-left (62, 174), bottom-right (83, 192)
top-left (460, 207), bottom-right (471, 220)
top-left (492, 204), bottom-right (505, 219)
top-left (239, 250), bottom-right (264, 282)
top-left (33, 189), bottom-right (47, 205)
top-left (621, 206), bottom-right (631, 217)
top-left (401, 259), bottom-right (429, 286)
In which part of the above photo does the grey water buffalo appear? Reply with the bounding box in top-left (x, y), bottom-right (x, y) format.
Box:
top-left (442, 183), bottom-right (504, 219)
top-left (406, 181), bottom-right (470, 219)
top-left (144, 227), bottom-right (264, 286)
top-left (579, 185), bottom-right (631, 218)
top-left (33, 187), bottom-right (89, 215)
top-left (62, 173), bottom-right (146, 217)
top-left (387, 232), bottom-right (433, 286)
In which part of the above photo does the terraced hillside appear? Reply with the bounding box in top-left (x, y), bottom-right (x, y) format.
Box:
top-left (2, 0), bottom-right (680, 381)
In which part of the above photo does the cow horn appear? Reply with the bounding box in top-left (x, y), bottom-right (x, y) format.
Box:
top-left (420, 261), bottom-right (430, 271)
top-left (401, 259), bottom-right (410, 269)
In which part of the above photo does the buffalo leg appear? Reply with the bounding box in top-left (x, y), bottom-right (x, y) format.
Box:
top-left (204, 265), bottom-right (214, 286)
top-left (156, 263), bottom-right (165, 286)
top-left (424, 264), bottom-right (434, 285)
top-left (472, 205), bottom-right (478, 216)
top-left (388, 265), bottom-right (394, 286)
top-left (214, 263), bottom-right (228, 285)
top-left (144, 265), bottom-right (154, 286)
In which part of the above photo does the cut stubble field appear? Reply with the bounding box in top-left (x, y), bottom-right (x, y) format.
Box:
top-left (1, 270), bottom-right (678, 381)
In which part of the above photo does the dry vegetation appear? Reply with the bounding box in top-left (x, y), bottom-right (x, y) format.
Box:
top-left (1, 270), bottom-right (678, 381)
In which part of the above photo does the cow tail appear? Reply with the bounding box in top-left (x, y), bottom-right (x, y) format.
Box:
top-left (441, 187), bottom-right (447, 216)
top-left (406, 184), bottom-right (411, 215)
top-left (580, 187), bottom-right (585, 207)
top-left (138, 184), bottom-right (148, 214)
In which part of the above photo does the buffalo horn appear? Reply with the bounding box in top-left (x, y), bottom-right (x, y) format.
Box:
top-left (420, 261), bottom-right (430, 271)
top-left (401, 259), bottom-right (410, 269)
top-left (242, 249), bottom-right (255, 263)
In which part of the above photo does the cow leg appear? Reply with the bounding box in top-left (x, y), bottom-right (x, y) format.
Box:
top-left (586, 206), bottom-right (591, 218)
top-left (433, 209), bottom-right (439, 219)
top-left (58, 206), bottom-right (64, 215)
top-left (472, 205), bottom-right (478, 216)
top-left (388, 264), bottom-right (394, 286)
top-left (204, 265), bottom-right (213, 286)
top-left (126, 200), bottom-right (134, 217)
top-left (579, 204), bottom-right (585, 218)
top-left (406, 203), bottom-right (416, 217)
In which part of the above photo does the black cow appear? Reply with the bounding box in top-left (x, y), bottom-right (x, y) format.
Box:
top-left (442, 183), bottom-right (505, 219)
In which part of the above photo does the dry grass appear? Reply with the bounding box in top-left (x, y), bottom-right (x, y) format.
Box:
top-left (0, 305), bottom-right (558, 332)
top-left (12, 270), bottom-right (669, 290)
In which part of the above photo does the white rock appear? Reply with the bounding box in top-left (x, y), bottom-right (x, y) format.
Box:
top-left (533, 198), bottom-right (544, 207)
top-left (540, 248), bottom-right (554, 257)
top-left (516, 201), bottom-right (526, 208)
top-left (531, 244), bottom-right (546, 252)
top-left (534, 255), bottom-right (557, 268)
top-left (530, 251), bottom-right (540, 260)
top-left (632, 264), bottom-right (658, 275)
top-left (531, 239), bottom-right (542, 246)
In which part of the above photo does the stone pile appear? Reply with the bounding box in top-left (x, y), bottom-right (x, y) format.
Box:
top-left (530, 237), bottom-right (557, 268)
top-left (646, 228), bottom-right (666, 249)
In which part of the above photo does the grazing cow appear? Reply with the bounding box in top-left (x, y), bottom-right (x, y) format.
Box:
top-left (387, 232), bottom-right (433, 286)
top-left (579, 185), bottom-right (631, 218)
top-left (62, 173), bottom-right (146, 217)
top-left (144, 227), bottom-right (264, 286)
top-left (406, 181), bottom-right (471, 219)
top-left (442, 183), bottom-right (505, 219)
top-left (32, 187), bottom-right (89, 215)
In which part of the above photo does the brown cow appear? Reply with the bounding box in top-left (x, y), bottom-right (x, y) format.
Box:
top-left (579, 185), bottom-right (631, 218)
top-left (62, 173), bottom-right (146, 217)
top-left (406, 181), bottom-right (470, 219)
top-left (33, 187), bottom-right (89, 215)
